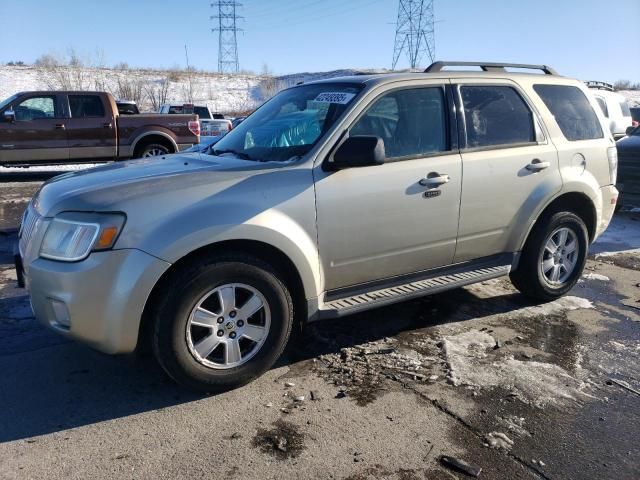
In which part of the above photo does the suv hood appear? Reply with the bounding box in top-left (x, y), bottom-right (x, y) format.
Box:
top-left (33, 153), bottom-right (288, 216)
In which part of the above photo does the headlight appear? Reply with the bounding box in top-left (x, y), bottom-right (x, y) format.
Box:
top-left (40, 212), bottom-right (126, 262)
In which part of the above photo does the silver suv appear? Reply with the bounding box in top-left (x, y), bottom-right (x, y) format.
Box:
top-left (16, 61), bottom-right (619, 391)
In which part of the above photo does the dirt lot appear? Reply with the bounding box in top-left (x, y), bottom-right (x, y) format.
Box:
top-left (0, 176), bottom-right (639, 480)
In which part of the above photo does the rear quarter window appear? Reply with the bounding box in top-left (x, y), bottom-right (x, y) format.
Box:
top-left (619, 100), bottom-right (631, 117)
top-left (533, 85), bottom-right (603, 141)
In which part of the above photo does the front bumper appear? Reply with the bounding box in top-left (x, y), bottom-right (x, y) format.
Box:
top-left (24, 248), bottom-right (170, 354)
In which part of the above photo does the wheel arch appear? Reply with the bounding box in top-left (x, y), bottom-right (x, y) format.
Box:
top-left (519, 191), bottom-right (598, 253)
top-left (137, 239), bottom-right (309, 352)
top-left (131, 131), bottom-right (178, 157)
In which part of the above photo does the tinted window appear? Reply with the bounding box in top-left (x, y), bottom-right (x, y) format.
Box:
top-left (194, 106), bottom-right (211, 119)
top-left (15, 96), bottom-right (56, 121)
top-left (69, 95), bottom-right (105, 118)
top-left (168, 106), bottom-right (184, 114)
top-left (596, 97), bottom-right (608, 117)
top-left (461, 86), bottom-right (534, 148)
top-left (619, 100), bottom-right (631, 117)
top-left (351, 87), bottom-right (447, 159)
top-left (117, 103), bottom-right (139, 115)
top-left (534, 85), bottom-right (603, 141)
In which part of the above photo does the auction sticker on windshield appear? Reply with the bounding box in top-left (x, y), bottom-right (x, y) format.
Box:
top-left (314, 92), bottom-right (356, 104)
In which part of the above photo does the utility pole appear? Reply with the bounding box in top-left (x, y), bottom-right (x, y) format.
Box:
top-left (211, 1), bottom-right (242, 74)
top-left (392, 0), bottom-right (435, 70)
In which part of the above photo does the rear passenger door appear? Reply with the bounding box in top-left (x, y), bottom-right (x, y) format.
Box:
top-left (65, 94), bottom-right (117, 161)
top-left (453, 81), bottom-right (561, 263)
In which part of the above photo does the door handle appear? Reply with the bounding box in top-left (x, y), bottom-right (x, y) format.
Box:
top-left (419, 172), bottom-right (450, 187)
top-left (103, 122), bottom-right (113, 129)
top-left (526, 159), bottom-right (550, 172)
top-left (55, 123), bottom-right (65, 130)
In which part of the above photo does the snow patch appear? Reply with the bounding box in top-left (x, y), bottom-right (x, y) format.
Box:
top-left (483, 432), bottom-right (514, 450)
top-left (443, 329), bottom-right (593, 407)
top-left (581, 272), bottom-right (610, 282)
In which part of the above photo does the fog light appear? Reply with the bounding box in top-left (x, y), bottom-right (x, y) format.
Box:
top-left (49, 298), bottom-right (71, 330)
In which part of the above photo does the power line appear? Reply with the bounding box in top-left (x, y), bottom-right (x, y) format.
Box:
top-left (211, 1), bottom-right (242, 73)
top-left (392, 0), bottom-right (435, 70)
top-left (247, 0), bottom-right (386, 32)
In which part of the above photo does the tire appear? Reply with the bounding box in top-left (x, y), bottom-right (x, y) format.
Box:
top-left (510, 211), bottom-right (588, 302)
top-left (152, 253), bottom-right (294, 392)
top-left (136, 143), bottom-right (171, 158)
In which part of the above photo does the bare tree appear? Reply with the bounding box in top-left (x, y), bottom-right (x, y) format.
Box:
top-left (114, 74), bottom-right (146, 104)
top-left (259, 63), bottom-right (285, 101)
top-left (144, 76), bottom-right (171, 112)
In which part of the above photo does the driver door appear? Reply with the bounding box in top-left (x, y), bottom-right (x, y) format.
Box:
top-left (0, 94), bottom-right (68, 164)
top-left (314, 83), bottom-right (462, 291)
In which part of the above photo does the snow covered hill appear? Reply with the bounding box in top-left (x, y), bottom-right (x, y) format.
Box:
top-left (1, 65), bottom-right (638, 113)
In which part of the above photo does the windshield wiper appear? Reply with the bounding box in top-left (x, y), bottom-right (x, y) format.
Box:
top-left (212, 149), bottom-right (254, 161)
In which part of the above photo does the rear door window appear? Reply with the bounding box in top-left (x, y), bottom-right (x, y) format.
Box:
top-left (533, 85), bottom-right (603, 141)
top-left (460, 85), bottom-right (535, 148)
top-left (69, 95), bottom-right (105, 118)
top-left (350, 87), bottom-right (448, 159)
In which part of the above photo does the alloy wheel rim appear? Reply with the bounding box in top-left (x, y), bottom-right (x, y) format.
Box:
top-left (143, 148), bottom-right (167, 157)
top-left (186, 283), bottom-right (271, 369)
top-left (541, 227), bottom-right (579, 285)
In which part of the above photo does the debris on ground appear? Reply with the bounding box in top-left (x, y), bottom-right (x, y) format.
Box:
top-left (440, 455), bottom-right (483, 477)
top-left (252, 420), bottom-right (305, 460)
top-left (483, 432), bottom-right (514, 450)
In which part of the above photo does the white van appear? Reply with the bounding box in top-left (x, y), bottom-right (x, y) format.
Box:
top-left (587, 81), bottom-right (633, 139)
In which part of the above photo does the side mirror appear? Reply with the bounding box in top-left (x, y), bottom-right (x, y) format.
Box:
top-left (330, 135), bottom-right (385, 170)
top-left (625, 126), bottom-right (636, 136)
top-left (3, 109), bottom-right (15, 123)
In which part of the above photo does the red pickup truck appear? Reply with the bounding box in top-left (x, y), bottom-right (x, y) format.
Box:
top-left (0, 91), bottom-right (200, 165)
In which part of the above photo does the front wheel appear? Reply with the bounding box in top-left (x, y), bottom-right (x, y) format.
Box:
top-left (152, 254), bottom-right (294, 392)
top-left (510, 211), bottom-right (588, 301)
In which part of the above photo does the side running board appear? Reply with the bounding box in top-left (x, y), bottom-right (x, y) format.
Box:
top-left (319, 264), bottom-right (510, 318)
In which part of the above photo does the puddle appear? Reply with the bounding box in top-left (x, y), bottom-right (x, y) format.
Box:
top-left (252, 420), bottom-right (305, 460)
top-left (510, 313), bottom-right (581, 372)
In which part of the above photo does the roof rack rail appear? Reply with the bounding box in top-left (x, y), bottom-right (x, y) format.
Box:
top-left (585, 81), bottom-right (614, 91)
top-left (425, 61), bottom-right (558, 76)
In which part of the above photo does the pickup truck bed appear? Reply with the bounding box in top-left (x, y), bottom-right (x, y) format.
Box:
top-left (0, 91), bottom-right (200, 165)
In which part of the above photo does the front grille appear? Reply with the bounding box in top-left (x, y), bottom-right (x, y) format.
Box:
top-left (18, 205), bottom-right (42, 257)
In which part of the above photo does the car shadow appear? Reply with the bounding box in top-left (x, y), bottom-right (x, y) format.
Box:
top-left (0, 284), bottom-right (537, 444)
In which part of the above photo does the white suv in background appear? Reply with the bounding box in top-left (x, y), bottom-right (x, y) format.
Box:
top-left (587, 81), bottom-right (633, 139)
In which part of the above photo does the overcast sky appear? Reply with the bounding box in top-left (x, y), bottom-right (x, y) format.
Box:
top-left (1, 0), bottom-right (638, 82)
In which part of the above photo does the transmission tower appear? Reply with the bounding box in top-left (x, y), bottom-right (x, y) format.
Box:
top-left (392, 0), bottom-right (435, 70)
top-left (211, 1), bottom-right (242, 73)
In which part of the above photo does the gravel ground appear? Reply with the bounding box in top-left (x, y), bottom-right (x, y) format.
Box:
top-left (0, 177), bottom-right (639, 479)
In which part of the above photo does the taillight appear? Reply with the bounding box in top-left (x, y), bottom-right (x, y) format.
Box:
top-left (188, 120), bottom-right (200, 136)
top-left (607, 146), bottom-right (618, 185)
top-left (633, 120), bottom-right (639, 128)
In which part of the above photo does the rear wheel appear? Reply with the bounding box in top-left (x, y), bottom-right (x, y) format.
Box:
top-left (136, 143), bottom-right (171, 158)
top-left (510, 211), bottom-right (588, 301)
top-left (152, 253), bottom-right (293, 392)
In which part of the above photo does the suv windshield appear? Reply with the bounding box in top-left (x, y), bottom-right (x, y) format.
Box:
top-left (211, 83), bottom-right (363, 162)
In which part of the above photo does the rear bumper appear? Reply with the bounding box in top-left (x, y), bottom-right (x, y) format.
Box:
top-left (595, 184), bottom-right (619, 239)
top-left (26, 248), bottom-right (170, 354)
